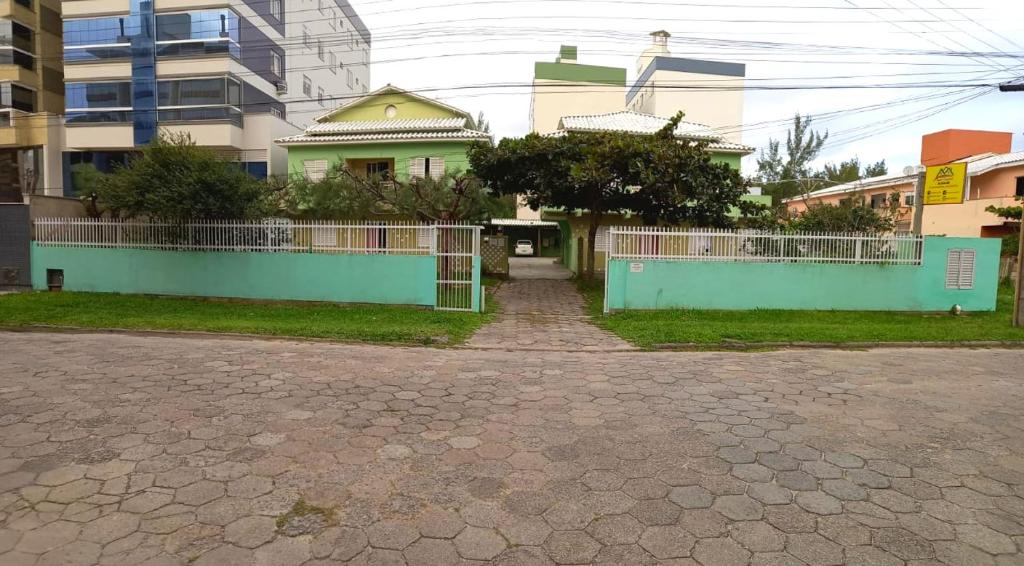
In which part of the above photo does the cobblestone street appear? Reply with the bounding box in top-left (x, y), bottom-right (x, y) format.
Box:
top-left (1, 332), bottom-right (1023, 565)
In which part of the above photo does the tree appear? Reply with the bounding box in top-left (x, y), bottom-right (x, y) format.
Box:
top-left (756, 114), bottom-right (828, 202)
top-left (788, 193), bottom-right (901, 234)
top-left (470, 113), bottom-right (752, 279)
top-left (470, 111), bottom-right (491, 134)
top-left (985, 201), bottom-right (1022, 257)
top-left (819, 158), bottom-right (888, 185)
top-left (281, 162), bottom-right (511, 223)
top-left (79, 133), bottom-right (271, 220)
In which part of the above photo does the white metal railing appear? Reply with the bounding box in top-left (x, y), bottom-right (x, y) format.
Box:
top-left (609, 227), bottom-right (923, 265)
top-left (33, 217), bottom-right (482, 257)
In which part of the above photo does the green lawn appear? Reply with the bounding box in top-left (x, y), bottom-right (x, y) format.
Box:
top-left (0, 292), bottom-right (494, 346)
top-left (578, 280), bottom-right (1024, 348)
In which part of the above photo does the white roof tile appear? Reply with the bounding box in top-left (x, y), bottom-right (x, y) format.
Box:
top-left (559, 111), bottom-right (722, 140)
top-left (276, 129), bottom-right (492, 145)
top-left (305, 118), bottom-right (468, 135)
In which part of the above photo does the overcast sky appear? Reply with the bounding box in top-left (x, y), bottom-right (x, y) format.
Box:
top-left (345, 0), bottom-right (1023, 175)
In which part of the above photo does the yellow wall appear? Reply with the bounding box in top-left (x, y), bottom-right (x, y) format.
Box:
top-left (530, 79), bottom-right (624, 135)
top-left (324, 93), bottom-right (463, 122)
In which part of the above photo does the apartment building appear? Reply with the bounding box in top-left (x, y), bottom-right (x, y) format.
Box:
top-left (58, 0), bottom-right (370, 192)
top-left (0, 0), bottom-right (64, 200)
top-left (286, 0), bottom-right (371, 125)
top-left (626, 31), bottom-right (746, 145)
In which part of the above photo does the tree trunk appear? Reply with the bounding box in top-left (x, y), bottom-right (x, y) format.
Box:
top-left (586, 216), bottom-right (600, 281)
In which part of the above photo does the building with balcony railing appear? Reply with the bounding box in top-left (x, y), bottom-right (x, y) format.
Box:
top-left (58, 0), bottom-right (371, 194)
top-left (0, 0), bottom-right (64, 201)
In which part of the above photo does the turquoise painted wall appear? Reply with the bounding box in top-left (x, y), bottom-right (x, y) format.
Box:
top-left (606, 237), bottom-right (1001, 312)
top-left (31, 245), bottom-right (438, 307)
top-left (286, 141), bottom-right (476, 182)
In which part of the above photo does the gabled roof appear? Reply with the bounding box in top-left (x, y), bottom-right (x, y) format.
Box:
top-left (304, 117), bottom-right (469, 135)
top-left (551, 111), bottom-right (754, 154)
top-left (275, 129), bottom-right (492, 146)
top-left (784, 150), bottom-right (1024, 202)
top-left (313, 84), bottom-right (471, 123)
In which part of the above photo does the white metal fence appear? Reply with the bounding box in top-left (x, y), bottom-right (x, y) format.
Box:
top-left (33, 218), bottom-right (479, 256)
top-left (609, 227), bottom-right (923, 265)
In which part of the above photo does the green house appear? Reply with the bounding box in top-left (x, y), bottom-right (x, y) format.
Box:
top-left (276, 85), bottom-right (492, 182)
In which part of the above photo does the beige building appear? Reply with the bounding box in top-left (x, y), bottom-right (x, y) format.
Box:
top-left (0, 0), bottom-right (65, 200)
top-left (530, 45), bottom-right (627, 136)
top-left (627, 31), bottom-right (746, 145)
top-left (786, 130), bottom-right (1024, 238)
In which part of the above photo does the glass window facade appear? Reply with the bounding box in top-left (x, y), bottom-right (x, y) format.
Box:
top-left (0, 21), bottom-right (35, 71)
top-left (65, 10), bottom-right (241, 61)
top-left (64, 16), bottom-right (138, 61)
top-left (155, 10), bottom-right (240, 59)
top-left (0, 83), bottom-right (35, 112)
top-left (66, 76), bottom-right (244, 126)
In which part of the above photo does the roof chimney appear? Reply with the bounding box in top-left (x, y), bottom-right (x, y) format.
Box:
top-left (638, 31), bottom-right (671, 75)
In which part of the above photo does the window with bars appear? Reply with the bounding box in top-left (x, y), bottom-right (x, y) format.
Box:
top-left (329, 52), bottom-right (336, 73)
top-left (270, 0), bottom-right (282, 21)
top-left (302, 28), bottom-right (311, 49)
top-left (271, 51), bottom-right (282, 77)
top-left (318, 87), bottom-right (324, 106)
top-left (303, 159), bottom-right (328, 181)
top-left (317, 41), bottom-right (325, 61)
top-left (302, 75), bottom-right (311, 97)
top-left (945, 249), bottom-right (977, 290)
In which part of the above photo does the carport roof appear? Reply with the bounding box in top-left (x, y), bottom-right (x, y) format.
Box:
top-left (488, 219), bottom-right (560, 227)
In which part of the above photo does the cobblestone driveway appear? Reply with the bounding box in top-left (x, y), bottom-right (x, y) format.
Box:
top-left (1, 332), bottom-right (1023, 565)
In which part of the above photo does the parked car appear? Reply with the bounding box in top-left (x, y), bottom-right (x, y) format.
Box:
top-left (514, 240), bottom-right (535, 256)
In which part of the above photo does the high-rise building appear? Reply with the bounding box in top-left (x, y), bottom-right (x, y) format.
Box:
top-left (58, 0), bottom-right (371, 194)
top-left (627, 31), bottom-right (745, 144)
top-left (0, 0), bottom-right (64, 200)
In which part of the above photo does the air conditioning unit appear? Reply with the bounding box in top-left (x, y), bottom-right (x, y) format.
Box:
top-left (276, 82), bottom-right (288, 95)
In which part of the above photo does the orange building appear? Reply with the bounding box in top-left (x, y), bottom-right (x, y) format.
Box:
top-left (786, 130), bottom-right (1024, 238)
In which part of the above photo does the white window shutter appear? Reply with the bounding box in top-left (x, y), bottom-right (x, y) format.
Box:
top-left (945, 250), bottom-right (961, 289)
top-left (958, 249), bottom-right (976, 290)
top-left (303, 159), bottom-right (327, 181)
top-left (595, 226), bottom-right (611, 252)
top-left (409, 158), bottom-right (425, 178)
top-left (430, 156), bottom-right (444, 179)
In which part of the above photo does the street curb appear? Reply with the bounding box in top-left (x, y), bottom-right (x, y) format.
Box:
top-left (651, 340), bottom-right (1024, 351)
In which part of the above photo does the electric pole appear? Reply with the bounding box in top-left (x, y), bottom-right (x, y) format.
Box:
top-left (1004, 82), bottom-right (1024, 326)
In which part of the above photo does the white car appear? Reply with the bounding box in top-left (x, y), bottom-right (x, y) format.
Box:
top-left (514, 240), bottom-right (535, 256)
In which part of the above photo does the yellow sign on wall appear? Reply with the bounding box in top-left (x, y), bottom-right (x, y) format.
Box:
top-left (923, 162), bottom-right (967, 205)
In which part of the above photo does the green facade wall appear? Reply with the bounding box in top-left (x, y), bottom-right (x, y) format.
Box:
top-left (286, 141), bottom-right (476, 182)
top-left (605, 237), bottom-right (1001, 312)
top-left (31, 245), bottom-right (438, 307)
top-left (326, 93), bottom-right (462, 121)
top-left (534, 61), bottom-right (627, 86)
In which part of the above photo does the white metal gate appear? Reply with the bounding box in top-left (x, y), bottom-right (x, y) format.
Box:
top-left (435, 225), bottom-right (480, 312)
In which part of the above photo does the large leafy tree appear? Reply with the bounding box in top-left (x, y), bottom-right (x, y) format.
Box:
top-left (470, 113), bottom-right (752, 279)
top-left (76, 133), bottom-right (271, 219)
top-left (819, 157), bottom-right (888, 185)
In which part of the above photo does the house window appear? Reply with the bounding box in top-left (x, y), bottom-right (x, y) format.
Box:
top-left (594, 226), bottom-right (611, 252)
top-left (302, 28), bottom-right (311, 49)
top-left (366, 161), bottom-right (390, 177)
top-left (1016, 176), bottom-right (1024, 197)
top-left (318, 87), bottom-right (324, 106)
top-left (270, 106), bottom-right (283, 118)
top-left (271, 51), bottom-right (282, 77)
top-left (328, 9), bottom-right (336, 29)
top-left (303, 159), bottom-right (328, 181)
top-left (409, 156), bottom-right (445, 180)
top-left (318, 0), bottom-right (324, 14)
top-left (302, 75), bottom-right (311, 97)
top-left (270, 0), bottom-right (282, 21)
top-left (346, 69), bottom-right (353, 88)
top-left (903, 191), bottom-right (915, 207)
top-left (329, 52), bottom-right (336, 73)
top-left (870, 193), bottom-right (887, 209)
top-left (317, 40), bottom-right (324, 61)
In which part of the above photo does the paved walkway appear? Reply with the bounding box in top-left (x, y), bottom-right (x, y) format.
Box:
top-left (1, 332), bottom-right (1023, 565)
top-left (507, 258), bottom-right (573, 281)
top-left (468, 268), bottom-right (634, 352)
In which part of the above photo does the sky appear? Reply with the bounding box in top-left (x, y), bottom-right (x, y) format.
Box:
top-left (344, 0), bottom-right (1023, 176)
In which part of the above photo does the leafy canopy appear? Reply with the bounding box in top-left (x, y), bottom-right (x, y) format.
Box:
top-left (469, 113), bottom-right (753, 278)
top-left (75, 133), bottom-right (271, 220)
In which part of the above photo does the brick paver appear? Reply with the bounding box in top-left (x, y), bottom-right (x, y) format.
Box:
top-left (1, 331), bottom-right (1023, 565)
top-left (467, 278), bottom-right (635, 351)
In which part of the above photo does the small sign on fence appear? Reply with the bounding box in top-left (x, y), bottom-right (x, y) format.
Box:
top-left (630, 262), bottom-right (645, 273)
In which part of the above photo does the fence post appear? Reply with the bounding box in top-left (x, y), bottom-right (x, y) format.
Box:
top-left (855, 238), bottom-right (863, 263)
